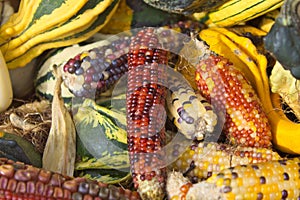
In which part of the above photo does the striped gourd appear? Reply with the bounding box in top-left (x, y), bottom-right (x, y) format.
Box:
top-left (73, 99), bottom-right (130, 184)
top-left (0, 0), bottom-right (120, 69)
top-left (142, 0), bottom-right (229, 15)
top-left (204, 0), bottom-right (284, 27)
top-left (100, 0), bottom-right (184, 34)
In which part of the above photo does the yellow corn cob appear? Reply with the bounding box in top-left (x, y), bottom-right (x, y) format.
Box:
top-left (170, 141), bottom-right (281, 180)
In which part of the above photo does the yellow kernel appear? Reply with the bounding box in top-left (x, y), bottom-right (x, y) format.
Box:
top-left (80, 52), bottom-right (89, 60)
top-left (216, 178), bottom-right (224, 186)
top-left (171, 195), bottom-right (180, 200)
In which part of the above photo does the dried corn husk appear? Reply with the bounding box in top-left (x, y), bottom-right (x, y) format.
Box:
top-left (42, 66), bottom-right (76, 176)
top-left (270, 62), bottom-right (300, 121)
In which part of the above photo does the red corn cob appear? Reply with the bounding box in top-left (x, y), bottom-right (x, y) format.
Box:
top-left (0, 158), bottom-right (140, 200)
top-left (195, 55), bottom-right (272, 148)
top-left (127, 28), bottom-right (168, 200)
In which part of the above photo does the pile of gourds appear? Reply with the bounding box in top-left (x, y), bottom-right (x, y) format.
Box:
top-left (0, 0), bottom-right (300, 199)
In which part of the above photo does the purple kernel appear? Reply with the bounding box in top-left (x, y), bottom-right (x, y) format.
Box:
top-left (84, 74), bottom-right (93, 83)
top-left (75, 67), bottom-right (84, 75)
top-left (86, 67), bottom-right (96, 74)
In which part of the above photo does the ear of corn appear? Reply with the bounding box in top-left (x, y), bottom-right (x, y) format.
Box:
top-left (201, 158), bottom-right (300, 199)
top-left (0, 158), bottom-right (141, 199)
top-left (168, 158), bottom-right (300, 200)
top-left (170, 141), bottom-right (281, 180)
top-left (61, 35), bottom-right (130, 99)
top-left (126, 28), bottom-right (168, 200)
top-left (195, 55), bottom-right (272, 148)
top-left (166, 74), bottom-right (218, 140)
top-left (199, 26), bottom-right (300, 154)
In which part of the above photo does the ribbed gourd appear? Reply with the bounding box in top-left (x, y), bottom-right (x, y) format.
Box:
top-left (142, 0), bottom-right (229, 15)
top-left (0, 0), bottom-right (121, 69)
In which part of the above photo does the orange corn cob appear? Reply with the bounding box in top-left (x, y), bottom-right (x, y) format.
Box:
top-left (170, 141), bottom-right (281, 180)
top-left (127, 28), bottom-right (168, 200)
top-left (195, 55), bottom-right (272, 148)
top-left (0, 158), bottom-right (140, 200)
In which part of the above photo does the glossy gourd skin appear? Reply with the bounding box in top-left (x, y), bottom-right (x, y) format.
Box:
top-left (142, 0), bottom-right (229, 15)
top-left (264, 0), bottom-right (300, 79)
top-left (0, 50), bottom-right (13, 112)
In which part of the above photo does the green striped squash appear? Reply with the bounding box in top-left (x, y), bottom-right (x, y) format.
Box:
top-left (204, 0), bottom-right (283, 27)
top-left (1, 0), bottom-right (120, 69)
top-left (74, 98), bottom-right (130, 184)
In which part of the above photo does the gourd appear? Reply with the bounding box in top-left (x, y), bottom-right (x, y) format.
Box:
top-left (264, 0), bottom-right (300, 79)
top-left (0, 50), bottom-right (13, 112)
top-left (0, 131), bottom-right (42, 167)
top-left (199, 26), bottom-right (300, 154)
top-left (74, 98), bottom-right (130, 184)
top-left (202, 0), bottom-right (283, 27)
top-left (100, 0), bottom-right (185, 34)
top-left (142, 0), bottom-right (229, 15)
top-left (0, 0), bottom-right (120, 69)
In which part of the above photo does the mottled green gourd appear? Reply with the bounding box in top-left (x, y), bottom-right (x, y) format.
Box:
top-left (0, 132), bottom-right (42, 168)
top-left (264, 0), bottom-right (300, 79)
top-left (142, 0), bottom-right (229, 15)
top-left (74, 98), bottom-right (131, 184)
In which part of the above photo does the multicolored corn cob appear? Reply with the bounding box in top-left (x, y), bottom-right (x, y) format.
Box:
top-left (192, 158), bottom-right (300, 200)
top-left (166, 171), bottom-right (193, 200)
top-left (126, 28), bottom-right (168, 200)
top-left (170, 141), bottom-right (281, 180)
top-left (61, 20), bottom-right (203, 100)
top-left (195, 55), bottom-right (272, 148)
top-left (62, 36), bottom-right (131, 98)
top-left (166, 74), bottom-right (217, 140)
top-left (0, 158), bottom-right (140, 200)
top-left (168, 158), bottom-right (300, 200)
